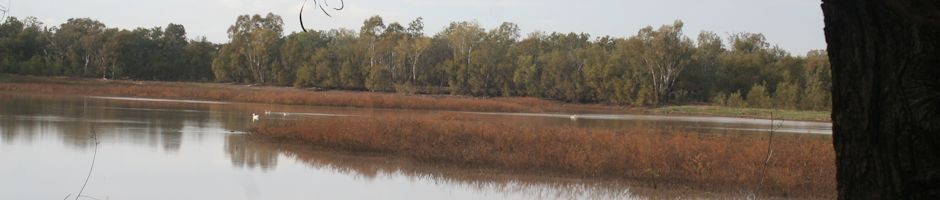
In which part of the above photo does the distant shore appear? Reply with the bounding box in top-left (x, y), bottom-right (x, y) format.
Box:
top-left (0, 74), bottom-right (830, 122)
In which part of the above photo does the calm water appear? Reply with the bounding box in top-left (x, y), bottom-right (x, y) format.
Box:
top-left (0, 92), bottom-right (831, 199)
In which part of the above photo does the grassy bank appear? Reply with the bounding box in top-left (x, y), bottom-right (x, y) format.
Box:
top-left (250, 114), bottom-right (836, 198)
top-left (0, 75), bottom-right (607, 113)
top-left (654, 105), bottom-right (831, 122)
top-left (0, 75), bottom-right (830, 121)
top-left (0, 74), bottom-right (14, 82)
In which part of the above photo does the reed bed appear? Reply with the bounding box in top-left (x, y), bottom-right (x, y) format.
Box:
top-left (0, 76), bottom-right (591, 113)
top-left (250, 114), bottom-right (836, 198)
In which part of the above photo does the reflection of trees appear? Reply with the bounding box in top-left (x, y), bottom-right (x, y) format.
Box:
top-left (224, 134), bottom-right (278, 170)
top-left (211, 104), bottom-right (252, 132)
top-left (228, 137), bottom-right (642, 199)
top-left (0, 92), bottom-right (270, 152)
top-left (0, 93), bottom-right (201, 152)
top-left (0, 93), bottom-right (96, 147)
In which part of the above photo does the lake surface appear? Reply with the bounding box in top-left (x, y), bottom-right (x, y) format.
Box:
top-left (0, 92), bottom-right (831, 199)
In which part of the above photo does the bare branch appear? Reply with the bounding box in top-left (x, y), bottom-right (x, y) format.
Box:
top-left (299, 0), bottom-right (345, 32)
top-left (299, 0), bottom-right (309, 32)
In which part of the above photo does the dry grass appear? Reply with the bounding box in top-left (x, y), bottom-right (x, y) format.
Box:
top-left (250, 114), bottom-right (836, 198)
top-left (0, 75), bottom-right (621, 113)
top-left (232, 135), bottom-right (732, 200)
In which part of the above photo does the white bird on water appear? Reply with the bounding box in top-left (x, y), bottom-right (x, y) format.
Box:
top-left (570, 114), bottom-right (579, 121)
top-left (252, 113), bottom-right (260, 121)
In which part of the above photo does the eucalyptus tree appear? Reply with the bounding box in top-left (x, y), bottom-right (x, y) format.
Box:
top-left (280, 31), bottom-right (327, 86)
top-left (472, 22), bottom-right (519, 96)
top-left (405, 17), bottom-right (429, 84)
top-left (214, 13), bottom-right (284, 84)
top-left (156, 23), bottom-right (187, 80)
top-left (0, 17), bottom-right (47, 74)
top-left (378, 22), bottom-right (405, 89)
top-left (634, 20), bottom-right (694, 104)
top-left (183, 37), bottom-right (218, 81)
top-left (360, 16), bottom-right (384, 72)
top-left (676, 31), bottom-right (723, 102)
top-left (101, 29), bottom-right (130, 79)
top-left (439, 21), bottom-right (485, 94)
top-left (801, 50), bottom-right (831, 111)
top-left (55, 18), bottom-right (106, 76)
top-left (0, 14), bottom-right (840, 112)
top-left (538, 32), bottom-right (591, 102)
top-left (510, 32), bottom-right (546, 97)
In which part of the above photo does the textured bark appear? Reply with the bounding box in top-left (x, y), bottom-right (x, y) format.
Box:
top-left (822, 0), bottom-right (940, 199)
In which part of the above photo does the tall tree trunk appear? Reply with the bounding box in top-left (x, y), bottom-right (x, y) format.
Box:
top-left (822, 0), bottom-right (940, 199)
top-left (412, 51), bottom-right (421, 83)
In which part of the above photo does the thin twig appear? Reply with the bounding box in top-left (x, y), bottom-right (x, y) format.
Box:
top-left (2, 0), bottom-right (11, 20)
top-left (75, 126), bottom-right (99, 200)
top-left (300, 0), bottom-right (309, 32)
top-left (755, 109), bottom-right (778, 198)
top-left (299, 0), bottom-right (345, 32)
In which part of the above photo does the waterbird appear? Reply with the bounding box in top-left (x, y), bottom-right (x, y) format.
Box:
top-left (570, 115), bottom-right (579, 121)
top-left (252, 113), bottom-right (260, 121)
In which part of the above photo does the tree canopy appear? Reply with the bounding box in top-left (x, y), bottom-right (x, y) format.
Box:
top-left (0, 14), bottom-right (831, 111)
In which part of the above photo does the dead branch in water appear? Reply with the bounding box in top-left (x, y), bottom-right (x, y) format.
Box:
top-left (68, 126), bottom-right (100, 200)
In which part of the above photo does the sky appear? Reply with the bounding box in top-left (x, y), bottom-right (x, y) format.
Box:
top-left (8, 0), bottom-right (826, 54)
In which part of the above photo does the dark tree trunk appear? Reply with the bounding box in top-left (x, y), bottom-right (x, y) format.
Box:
top-left (822, 0), bottom-right (940, 199)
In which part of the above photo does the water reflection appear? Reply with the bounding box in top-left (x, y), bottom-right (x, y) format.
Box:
top-left (0, 93), bottom-right (238, 152)
top-left (224, 134), bottom-right (645, 200)
top-left (226, 134), bottom-right (278, 170)
top-left (1, 92), bottom-right (814, 199)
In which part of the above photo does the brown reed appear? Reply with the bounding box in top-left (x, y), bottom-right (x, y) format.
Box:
top-left (0, 76), bottom-right (619, 113)
top-left (250, 114), bottom-right (836, 198)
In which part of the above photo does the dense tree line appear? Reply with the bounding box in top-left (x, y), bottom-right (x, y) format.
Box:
top-left (0, 17), bottom-right (216, 81)
top-left (0, 15), bottom-right (831, 110)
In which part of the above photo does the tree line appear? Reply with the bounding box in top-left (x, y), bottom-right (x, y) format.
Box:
top-left (0, 14), bottom-right (831, 111)
top-left (0, 17), bottom-right (216, 81)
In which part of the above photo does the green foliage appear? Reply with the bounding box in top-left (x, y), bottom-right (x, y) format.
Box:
top-left (634, 21), bottom-right (694, 104)
top-left (746, 83), bottom-right (772, 108)
top-left (712, 92), bottom-right (728, 106)
top-left (0, 15), bottom-right (832, 111)
top-left (214, 13), bottom-right (284, 84)
top-left (0, 16), bottom-right (215, 81)
top-left (727, 91), bottom-right (745, 108)
top-left (774, 81), bottom-right (800, 110)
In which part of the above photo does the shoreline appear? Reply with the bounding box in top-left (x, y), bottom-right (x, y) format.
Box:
top-left (0, 74), bottom-right (830, 122)
top-left (0, 74), bottom-right (837, 198)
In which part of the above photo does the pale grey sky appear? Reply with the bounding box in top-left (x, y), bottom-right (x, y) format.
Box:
top-left (9, 0), bottom-right (825, 54)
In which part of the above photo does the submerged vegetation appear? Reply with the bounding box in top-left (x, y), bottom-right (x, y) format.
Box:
top-left (0, 15), bottom-right (830, 111)
top-left (250, 114), bottom-right (836, 198)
